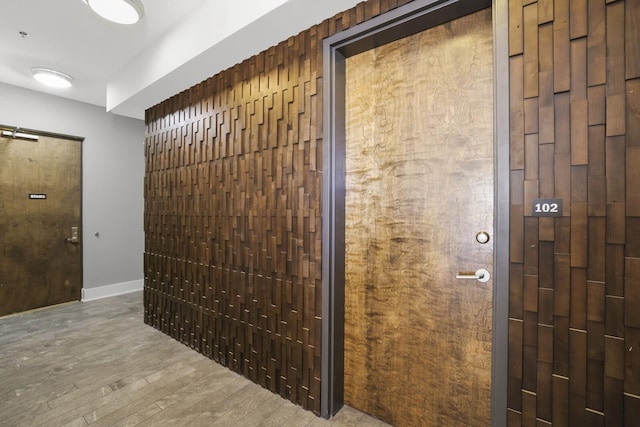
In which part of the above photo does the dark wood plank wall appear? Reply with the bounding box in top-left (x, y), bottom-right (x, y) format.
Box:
top-left (508, 0), bottom-right (640, 425)
top-left (144, 0), bottom-right (640, 420)
top-left (143, 0), bottom-right (416, 415)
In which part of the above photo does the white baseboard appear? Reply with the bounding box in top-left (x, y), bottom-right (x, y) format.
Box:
top-left (81, 279), bottom-right (143, 302)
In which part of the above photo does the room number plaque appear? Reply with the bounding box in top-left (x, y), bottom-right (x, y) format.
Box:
top-left (532, 198), bottom-right (563, 217)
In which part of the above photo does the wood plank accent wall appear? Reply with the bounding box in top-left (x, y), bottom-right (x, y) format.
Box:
top-left (143, 0), bottom-right (417, 415)
top-left (508, 0), bottom-right (640, 425)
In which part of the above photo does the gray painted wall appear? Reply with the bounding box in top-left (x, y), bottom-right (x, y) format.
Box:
top-left (0, 82), bottom-right (144, 290)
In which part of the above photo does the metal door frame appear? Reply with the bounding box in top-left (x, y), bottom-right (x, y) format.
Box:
top-left (321, 0), bottom-right (510, 424)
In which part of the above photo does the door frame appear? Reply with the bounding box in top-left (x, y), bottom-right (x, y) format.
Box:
top-left (0, 124), bottom-right (84, 143)
top-left (320, 0), bottom-right (510, 424)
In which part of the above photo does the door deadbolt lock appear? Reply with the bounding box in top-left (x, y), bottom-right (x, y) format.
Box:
top-left (65, 226), bottom-right (79, 244)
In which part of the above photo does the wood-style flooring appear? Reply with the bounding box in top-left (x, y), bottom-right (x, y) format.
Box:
top-left (0, 291), bottom-right (389, 427)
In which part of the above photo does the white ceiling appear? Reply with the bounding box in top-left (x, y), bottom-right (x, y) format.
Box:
top-left (0, 0), bottom-right (363, 120)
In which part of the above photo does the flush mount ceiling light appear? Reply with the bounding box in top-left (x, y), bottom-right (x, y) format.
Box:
top-left (31, 67), bottom-right (74, 88)
top-left (84, 0), bottom-right (145, 25)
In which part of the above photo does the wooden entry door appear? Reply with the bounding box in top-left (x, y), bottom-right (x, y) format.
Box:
top-left (0, 133), bottom-right (82, 316)
top-left (343, 8), bottom-right (494, 426)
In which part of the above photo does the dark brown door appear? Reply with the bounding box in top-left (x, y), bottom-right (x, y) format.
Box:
top-left (343, 9), bottom-right (494, 426)
top-left (0, 133), bottom-right (82, 316)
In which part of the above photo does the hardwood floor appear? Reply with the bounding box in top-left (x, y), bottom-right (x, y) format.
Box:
top-left (0, 292), bottom-right (389, 427)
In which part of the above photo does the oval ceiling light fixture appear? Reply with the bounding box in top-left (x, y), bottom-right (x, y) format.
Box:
top-left (86, 0), bottom-right (145, 25)
top-left (31, 67), bottom-right (74, 88)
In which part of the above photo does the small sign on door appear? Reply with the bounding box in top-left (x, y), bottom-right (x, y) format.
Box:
top-left (29, 193), bottom-right (47, 200)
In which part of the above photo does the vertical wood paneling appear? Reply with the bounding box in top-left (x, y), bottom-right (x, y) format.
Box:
top-left (552, 374), bottom-right (569, 425)
top-left (628, 79), bottom-right (640, 147)
top-left (587, 0), bottom-right (606, 87)
top-left (142, 0), bottom-right (420, 415)
top-left (511, 56), bottom-right (526, 170)
top-left (626, 258), bottom-right (640, 328)
top-left (606, 2), bottom-right (626, 98)
top-left (538, 0), bottom-right (553, 24)
top-left (627, 0), bottom-right (640, 79)
top-left (554, 0), bottom-right (571, 92)
top-left (140, 0), bottom-right (640, 420)
top-left (570, 268), bottom-right (587, 329)
top-left (539, 23), bottom-right (554, 144)
top-left (589, 87), bottom-right (607, 125)
top-left (509, 0), bottom-right (524, 56)
top-left (627, 147), bottom-right (640, 216)
top-left (511, 262), bottom-right (525, 319)
top-left (569, 0), bottom-right (588, 39)
top-left (509, 0), bottom-right (639, 424)
top-left (624, 393), bottom-right (640, 427)
top-left (625, 327), bottom-right (640, 395)
top-left (606, 136), bottom-right (626, 203)
top-left (510, 318), bottom-right (524, 410)
top-left (537, 360), bottom-right (552, 421)
top-left (604, 377), bottom-right (624, 427)
top-left (523, 4), bottom-right (539, 98)
top-left (570, 38), bottom-right (588, 164)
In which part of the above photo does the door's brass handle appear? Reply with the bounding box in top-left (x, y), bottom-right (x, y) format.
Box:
top-left (456, 268), bottom-right (490, 283)
top-left (64, 237), bottom-right (79, 244)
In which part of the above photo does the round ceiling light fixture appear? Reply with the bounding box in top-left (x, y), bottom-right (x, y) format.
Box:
top-left (31, 67), bottom-right (74, 88)
top-left (85, 0), bottom-right (145, 25)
